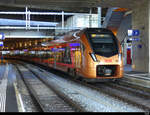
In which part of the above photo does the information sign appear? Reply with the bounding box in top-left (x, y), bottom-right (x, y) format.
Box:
top-left (128, 29), bottom-right (140, 37)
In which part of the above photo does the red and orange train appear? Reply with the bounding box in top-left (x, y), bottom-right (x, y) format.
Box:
top-left (6, 28), bottom-right (124, 82)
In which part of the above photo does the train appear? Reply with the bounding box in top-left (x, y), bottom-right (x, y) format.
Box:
top-left (5, 28), bottom-right (124, 82)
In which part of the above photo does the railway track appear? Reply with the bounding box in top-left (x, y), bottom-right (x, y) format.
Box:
top-left (16, 62), bottom-right (145, 112)
top-left (14, 64), bottom-right (76, 112)
top-left (90, 82), bottom-right (150, 111)
top-left (21, 62), bottom-right (150, 112)
top-left (117, 79), bottom-right (150, 94)
top-left (71, 78), bottom-right (150, 111)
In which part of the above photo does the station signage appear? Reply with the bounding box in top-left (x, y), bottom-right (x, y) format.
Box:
top-left (138, 44), bottom-right (142, 49)
top-left (128, 29), bottom-right (140, 37)
top-left (133, 30), bottom-right (140, 36)
top-left (0, 33), bottom-right (5, 40)
top-left (128, 38), bottom-right (140, 42)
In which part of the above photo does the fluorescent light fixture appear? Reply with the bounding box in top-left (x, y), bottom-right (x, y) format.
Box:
top-left (0, 41), bottom-right (4, 46)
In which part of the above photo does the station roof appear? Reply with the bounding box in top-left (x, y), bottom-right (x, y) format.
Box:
top-left (0, 0), bottom-right (141, 13)
top-left (0, 0), bottom-right (141, 23)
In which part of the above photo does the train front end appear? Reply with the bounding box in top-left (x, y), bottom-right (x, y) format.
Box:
top-left (81, 28), bottom-right (123, 81)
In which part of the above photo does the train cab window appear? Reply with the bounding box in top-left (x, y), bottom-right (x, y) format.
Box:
top-left (87, 33), bottom-right (118, 57)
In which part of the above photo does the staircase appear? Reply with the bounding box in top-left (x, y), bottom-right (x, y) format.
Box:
top-left (102, 8), bottom-right (127, 35)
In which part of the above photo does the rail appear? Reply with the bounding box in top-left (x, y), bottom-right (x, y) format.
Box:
top-left (14, 63), bottom-right (77, 112)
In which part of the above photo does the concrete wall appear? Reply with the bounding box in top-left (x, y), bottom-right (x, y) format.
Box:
top-left (132, 0), bottom-right (149, 72)
top-left (55, 14), bottom-right (98, 34)
top-left (64, 14), bottom-right (98, 28)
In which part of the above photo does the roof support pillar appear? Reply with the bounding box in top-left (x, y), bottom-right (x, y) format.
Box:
top-left (25, 6), bottom-right (31, 30)
top-left (148, 0), bottom-right (150, 73)
top-left (89, 8), bottom-right (92, 28)
top-left (97, 7), bottom-right (102, 28)
top-left (62, 11), bottom-right (64, 29)
top-left (131, 0), bottom-right (150, 73)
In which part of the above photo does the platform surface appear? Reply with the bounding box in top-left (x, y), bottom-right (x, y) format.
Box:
top-left (0, 61), bottom-right (18, 112)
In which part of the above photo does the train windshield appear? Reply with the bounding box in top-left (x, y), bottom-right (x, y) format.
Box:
top-left (88, 33), bottom-right (118, 57)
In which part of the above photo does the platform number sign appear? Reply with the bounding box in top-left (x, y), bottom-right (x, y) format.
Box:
top-left (128, 29), bottom-right (140, 41)
top-left (133, 30), bottom-right (140, 36)
top-left (0, 33), bottom-right (5, 40)
top-left (127, 29), bottom-right (142, 48)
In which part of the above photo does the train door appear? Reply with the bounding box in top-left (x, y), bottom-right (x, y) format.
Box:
top-left (74, 48), bottom-right (81, 68)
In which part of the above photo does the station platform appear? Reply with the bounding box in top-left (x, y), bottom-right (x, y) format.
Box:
top-left (0, 61), bottom-right (18, 112)
top-left (123, 64), bottom-right (150, 90)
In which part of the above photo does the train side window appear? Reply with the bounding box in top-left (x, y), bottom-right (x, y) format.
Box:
top-left (58, 48), bottom-right (65, 63)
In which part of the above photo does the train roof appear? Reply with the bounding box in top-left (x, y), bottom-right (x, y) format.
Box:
top-left (42, 28), bottom-right (114, 46)
top-left (83, 28), bottom-right (113, 33)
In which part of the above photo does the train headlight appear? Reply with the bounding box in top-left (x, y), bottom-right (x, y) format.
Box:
top-left (90, 53), bottom-right (98, 62)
